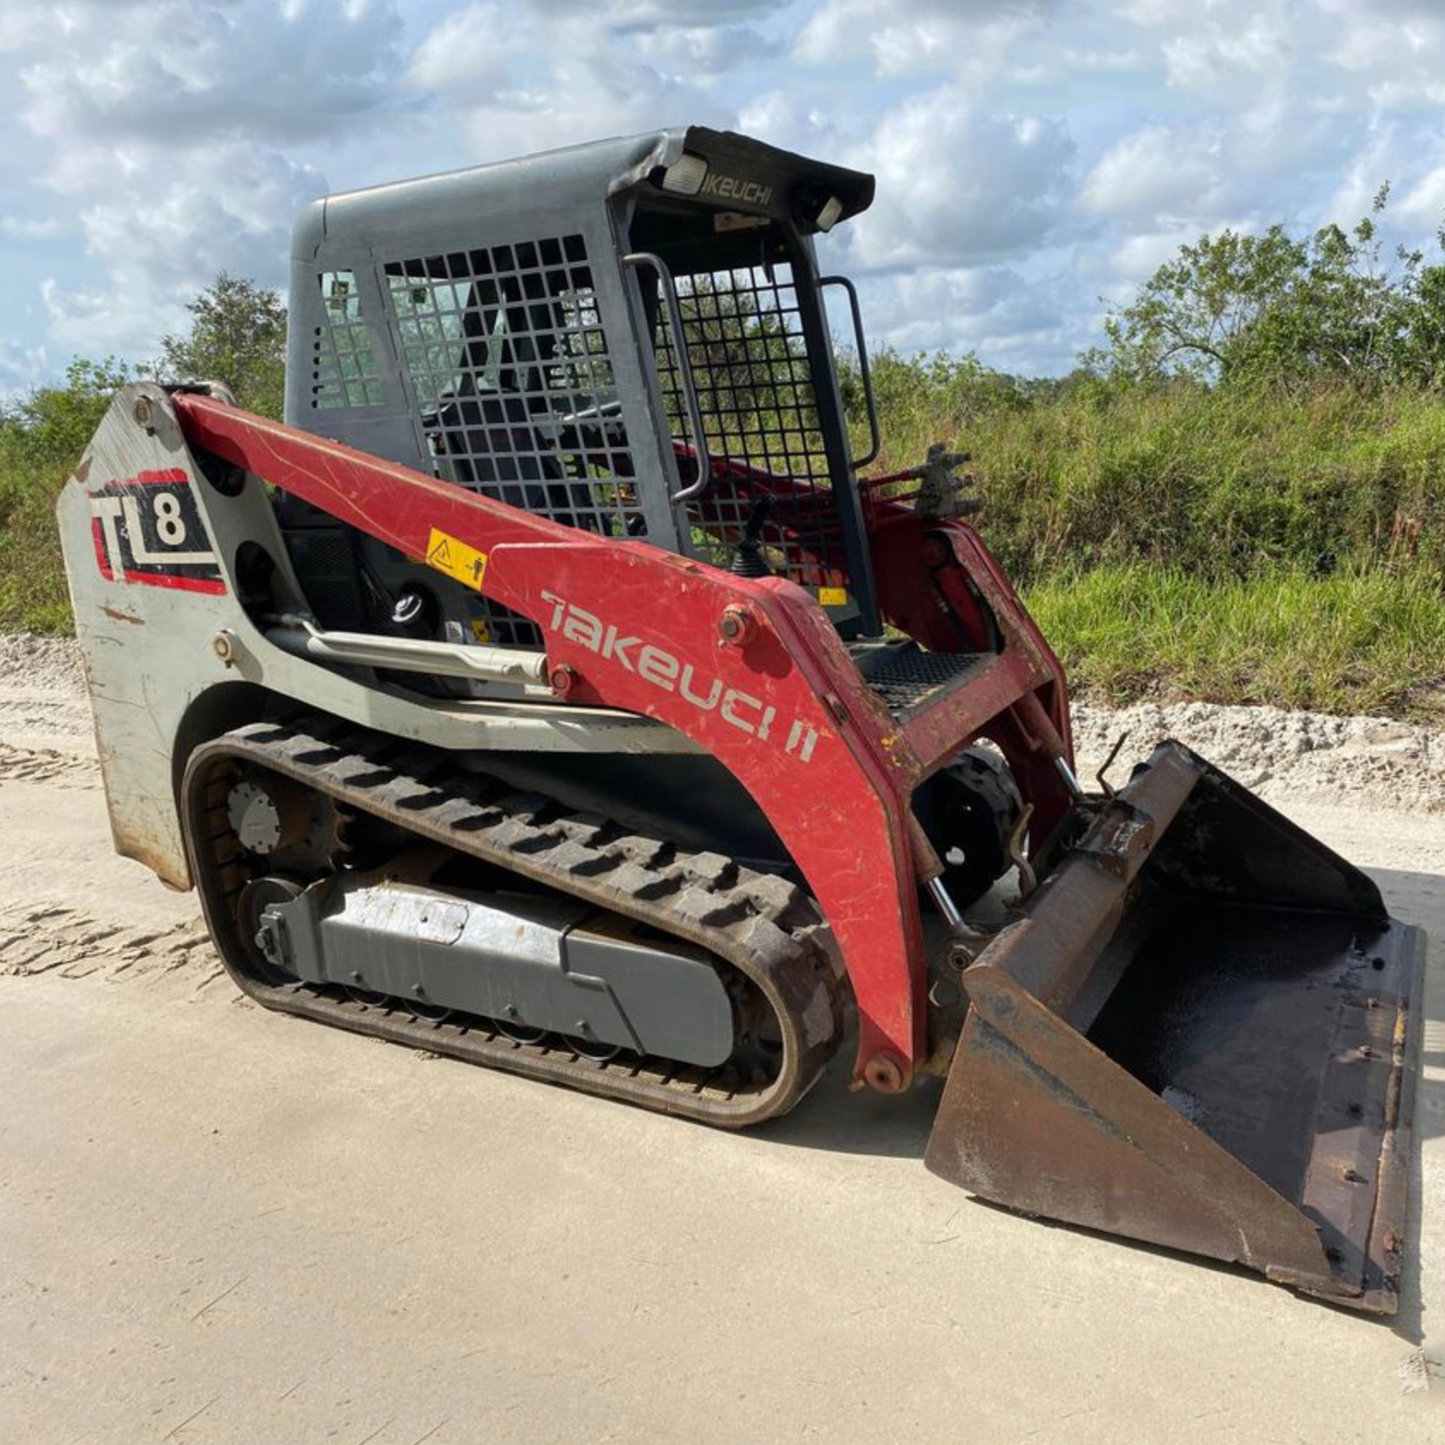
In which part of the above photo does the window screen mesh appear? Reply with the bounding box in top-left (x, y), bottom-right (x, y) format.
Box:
top-left (314, 235), bottom-right (645, 649)
top-left (380, 235), bottom-right (641, 540)
top-left (655, 264), bottom-right (850, 593)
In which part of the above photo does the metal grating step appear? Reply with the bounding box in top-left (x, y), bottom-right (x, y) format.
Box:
top-left (861, 647), bottom-right (992, 718)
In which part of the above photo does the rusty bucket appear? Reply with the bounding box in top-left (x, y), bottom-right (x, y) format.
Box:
top-left (926, 742), bottom-right (1425, 1313)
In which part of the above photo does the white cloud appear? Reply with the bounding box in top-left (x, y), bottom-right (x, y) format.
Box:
top-left (796, 0), bottom-right (1053, 84)
top-left (21, 0), bottom-right (406, 145)
top-left (1319, 118), bottom-right (1445, 230)
top-left (844, 89), bottom-right (1075, 270)
top-left (531, 0), bottom-right (789, 18)
top-left (0, 0), bottom-right (403, 362)
top-left (1318, 5), bottom-right (1445, 110)
top-left (1059, 46), bottom-right (1143, 74)
top-left (736, 92), bottom-right (847, 155)
top-left (1080, 123), bottom-right (1226, 224)
top-left (0, 216), bottom-right (63, 241)
top-left (1398, 167), bottom-right (1445, 229)
top-left (634, 23), bottom-right (777, 75)
top-left (1109, 0), bottom-right (1193, 25)
top-left (403, 0), bottom-right (750, 163)
top-left (0, 338), bottom-right (50, 399)
top-left (0, 6), bottom-right (50, 53)
top-left (1161, 12), bottom-right (1292, 94)
top-left (853, 262), bottom-right (1081, 376)
top-left (6, 0), bottom-right (1445, 384)
top-left (405, 3), bottom-right (529, 95)
top-left (1106, 227), bottom-right (1203, 284)
top-left (37, 140), bottom-right (323, 357)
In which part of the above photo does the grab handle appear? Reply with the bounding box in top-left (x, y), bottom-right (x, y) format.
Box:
top-left (623, 251), bottom-right (712, 504)
top-left (819, 273), bottom-right (880, 470)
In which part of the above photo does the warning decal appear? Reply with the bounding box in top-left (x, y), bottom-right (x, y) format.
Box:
top-left (425, 527), bottom-right (489, 590)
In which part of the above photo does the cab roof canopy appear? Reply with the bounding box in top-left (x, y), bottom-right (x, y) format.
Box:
top-left (296, 125), bottom-right (876, 257)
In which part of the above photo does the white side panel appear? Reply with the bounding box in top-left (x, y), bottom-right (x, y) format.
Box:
top-left (57, 384), bottom-right (695, 889)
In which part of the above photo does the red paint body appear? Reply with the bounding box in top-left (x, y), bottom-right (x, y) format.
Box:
top-left (175, 393), bottom-right (1074, 1091)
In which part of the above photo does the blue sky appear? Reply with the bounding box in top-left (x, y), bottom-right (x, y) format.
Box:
top-left (2, 0), bottom-right (1445, 393)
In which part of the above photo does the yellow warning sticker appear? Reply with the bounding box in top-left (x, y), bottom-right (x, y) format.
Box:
top-left (426, 528), bottom-right (488, 590)
top-left (818, 586), bottom-right (849, 607)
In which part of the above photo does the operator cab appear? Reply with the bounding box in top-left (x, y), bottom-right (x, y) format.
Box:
top-left (281, 127), bottom-right (884, 659)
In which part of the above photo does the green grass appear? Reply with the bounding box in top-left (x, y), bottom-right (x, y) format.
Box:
top-left (0, 443), bottom-right (74, 635)
top-left (857, 362), bottom-right (1445, 585)
top-left (847, 358), bottom-right (1445, 719)
top-left (3, 361), bottom-right (1443, 721)
top-left (1026, 565), bottom-right (1445, 719)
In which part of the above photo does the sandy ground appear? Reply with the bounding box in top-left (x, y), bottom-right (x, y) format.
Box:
top-left (2, 635), bottom-right (1444, 1443)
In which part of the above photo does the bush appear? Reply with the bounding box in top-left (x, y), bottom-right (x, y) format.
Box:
top-left (844, 354), bottom-right (1445, 587)
top-left (0, 358), bottom-right (135, 632)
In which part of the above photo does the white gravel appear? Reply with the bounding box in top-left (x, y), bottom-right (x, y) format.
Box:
top-left (0, 631), bottom-right (87, 694)
top-left (0, 631), bottom-right (92, 746)
top-left (1072, 699), bottom-right (1445, 815)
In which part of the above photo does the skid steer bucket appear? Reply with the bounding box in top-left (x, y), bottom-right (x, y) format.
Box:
top-left (926, 741), bottom-right (1425, 1313)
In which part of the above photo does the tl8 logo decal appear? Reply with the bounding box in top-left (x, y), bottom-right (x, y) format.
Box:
top-left (89, 468), bottom-right (226, 594)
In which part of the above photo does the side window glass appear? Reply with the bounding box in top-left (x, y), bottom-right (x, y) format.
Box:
top-left (310, 270), bottom-right (384, 409)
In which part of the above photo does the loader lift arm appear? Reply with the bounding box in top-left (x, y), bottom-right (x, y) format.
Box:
top-left (153, 387), bottom-right (1425, 1314)
top-left (172, 389), bottom-right (1076, 1092)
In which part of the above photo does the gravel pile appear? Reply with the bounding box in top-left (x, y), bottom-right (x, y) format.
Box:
top-left (0, 632), bottom-right (87, 695)
top-left (1072, 699), bottom-right (1445, 814)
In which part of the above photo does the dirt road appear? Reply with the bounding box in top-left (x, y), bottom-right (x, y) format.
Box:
top-left (2, 636), bottom-right (1443, 1443)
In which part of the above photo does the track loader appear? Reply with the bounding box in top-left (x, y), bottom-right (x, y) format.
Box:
top-left (58, 127), bottom-right (1424, 1312)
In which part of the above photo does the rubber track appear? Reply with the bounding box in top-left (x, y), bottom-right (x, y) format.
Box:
top-left (182, 717), bottom-right (846, 1128)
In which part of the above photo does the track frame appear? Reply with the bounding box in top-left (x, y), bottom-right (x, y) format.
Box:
top-left (184, 716), bottom-right (845, 1126)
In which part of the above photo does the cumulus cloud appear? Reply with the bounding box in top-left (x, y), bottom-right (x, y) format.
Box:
top-left (1161, 12), bottom-right (1292, 95)
top-left (858, 263), bottom-right (1074, 369)
top-left (5, 0), bottom-right (1445, 382)
top-left (0, 339), bottom-right (50, 399)
top-left (0, 216), bottom-right (64, 241)
top-left (1398, 166), bottom-right (1445, 229)
top-left (0, 0), bottom-right (397, 361)
top-left (796, 0), bottom-right (1054, 84)
top-left (40, 142), bottom-right (325, 356)
top-left (402, 0), bottom-right (745, 162)
top-left (529, 0), bottom-right (790, 19)
top-left (844, 89), bottom-right (1075, 270)
top-left (1080, 123), bottom-right (1227, 225)
top-left (1315, 1), bottom-right (1445, 110)
top-left (404, 3), bottom-right (529, 96)
top-left (634, 23), bottom-right (778, 75)
top-left (21, 0), bottom-right (407, 145)
top-left (736, 92), bottom-right (846, 156)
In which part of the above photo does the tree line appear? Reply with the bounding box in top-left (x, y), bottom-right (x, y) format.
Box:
top-left (1087, 186), bottom-right (1445, 392)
